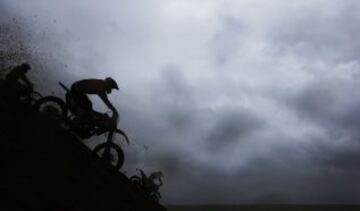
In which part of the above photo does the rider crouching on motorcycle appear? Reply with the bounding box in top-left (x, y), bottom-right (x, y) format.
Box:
top-left (5, 63), bottom-right (33, 98)
top-left (69, 77), bottom-right (119, 130)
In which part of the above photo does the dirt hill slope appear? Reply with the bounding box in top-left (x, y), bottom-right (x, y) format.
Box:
top-left (0, 99), bottom-right (167, 210)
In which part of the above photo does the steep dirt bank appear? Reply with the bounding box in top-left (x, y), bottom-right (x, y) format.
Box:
top-left (0, 99), bottom-right (167, 210)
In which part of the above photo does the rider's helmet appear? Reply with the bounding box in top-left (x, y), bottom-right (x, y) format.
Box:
top-left (105, 77), bottom-right (119, 90)
top-left (21, 62), bottom-right (31, 70)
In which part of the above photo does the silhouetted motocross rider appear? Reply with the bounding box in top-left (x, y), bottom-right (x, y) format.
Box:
top-left (69, 77), bottom-right (119, 129)
top-left (5, 63), bottom-right (33, 97)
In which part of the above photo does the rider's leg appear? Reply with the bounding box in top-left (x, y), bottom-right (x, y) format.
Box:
top-left (5, 82), bottom-right (29, 100)
top-left (91, 111), bottom-right (112, 135)
top-left (70, 91), bottom-right (94, 123)
top-left (15, 83), bottom-right (31, 97)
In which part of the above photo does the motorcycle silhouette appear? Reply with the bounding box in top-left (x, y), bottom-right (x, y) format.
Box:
top-left (130, 169), bottom-right (163, 203)
top-left (33, 82), bottom-right (129, 170)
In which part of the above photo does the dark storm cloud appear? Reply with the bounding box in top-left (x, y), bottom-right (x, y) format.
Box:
top-left (264, 2), bottom-right (360, 200)
top-left (206, 108), bottom-right (263, 151)
top-left (285, 78), bottom-right (360, 186)
top-left (161, 65), bottom-right (193, 100)
top-left (246, 148), bottom-right (360, 204)
top-left (163, 141), bottom-right (360, 204)
top-left (288, 79), bottom-right (360, 139)
top-left (309, 141), bottom-right (360, 170)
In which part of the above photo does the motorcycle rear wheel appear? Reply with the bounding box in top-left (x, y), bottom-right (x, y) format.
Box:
top-left (33, 96), bottom-right (68, 119)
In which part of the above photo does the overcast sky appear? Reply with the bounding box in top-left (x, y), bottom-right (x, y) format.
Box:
top-left (2, 0), bottom-right (360, 205)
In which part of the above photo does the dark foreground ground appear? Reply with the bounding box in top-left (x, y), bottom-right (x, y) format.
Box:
top-left (166, 205), bottom-right (360, 211)
top-left (0, 97), bottom-right (166, 210)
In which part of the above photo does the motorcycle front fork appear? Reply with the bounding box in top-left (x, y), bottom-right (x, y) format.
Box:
top-left (102, 131), bottom-right (113, 160)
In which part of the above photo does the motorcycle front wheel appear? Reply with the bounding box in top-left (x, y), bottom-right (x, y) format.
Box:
top-left (93, 142), bottom-right (125, 170)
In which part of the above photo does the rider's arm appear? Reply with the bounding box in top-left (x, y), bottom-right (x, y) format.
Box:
top-left (139, 169), bottom-right (147, 180)
top-left (158, 178), bottom-right (163, 186)
top-left (99, 93), bottom-right (118, 116)
top-left (21, 75), bottom-right (33, 88)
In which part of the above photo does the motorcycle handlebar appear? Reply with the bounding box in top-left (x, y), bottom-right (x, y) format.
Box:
top-left (58, 82), bottom-right (70, 92)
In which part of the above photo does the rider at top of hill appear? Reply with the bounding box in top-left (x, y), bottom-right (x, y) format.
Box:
top-left (5, 63), bottom-right (33, 97)
top-left (69, 77), bottom-right (119, 122)
top-left (6, 62), bottom-right (33, 88)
